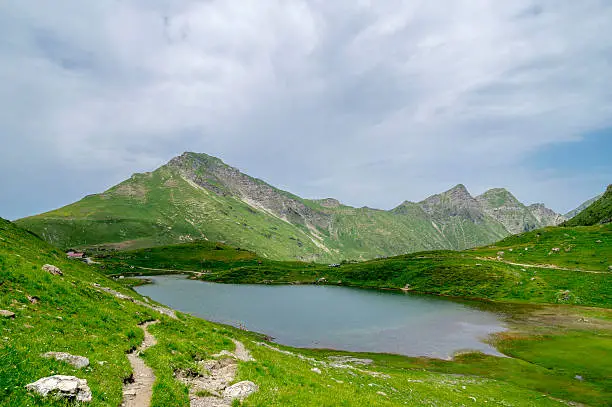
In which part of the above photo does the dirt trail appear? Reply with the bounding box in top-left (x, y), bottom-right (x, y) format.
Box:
top-left (122, 321), bottom-right (159, 407)
top-left (179, 339), bottom-right (258, 407)
top-left (474, 257), bottom-right (609, 274)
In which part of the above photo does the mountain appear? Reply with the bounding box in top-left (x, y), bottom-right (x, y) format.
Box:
top-left (16, 152), bottom-right (565, 261)
top-left (563, 184), bottom-right (612, 226)
top-left (475, 188), bottom-right (565, 234)
top-left (565, 193), bottom-right (604, 219)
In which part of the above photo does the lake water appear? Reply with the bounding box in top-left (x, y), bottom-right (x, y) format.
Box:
top-left (135, 275), bottom-right (506, 359)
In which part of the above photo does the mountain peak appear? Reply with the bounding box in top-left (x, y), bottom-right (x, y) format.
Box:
top-left (449, 183), bottom-right (468, 193)
top-left (476, 188), bottom-right (520, 208)
top-left (419, 184), bottom-right (483, 222)
top-left (315, 198), bottom-right (342, 208)
top-left (442, 184), bottom-right (473, 201)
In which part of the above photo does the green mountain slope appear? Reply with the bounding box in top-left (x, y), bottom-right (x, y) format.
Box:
top-left (565, 193), bottom-right (603, 219)
top-left (6, 219), bottom-right (612, 406)
top-left (564, 185), bottom-right (612, 226)
top-left (128, 222), bottom-right (611, 308)
top-left (17, 152), bottom-right (564, 262)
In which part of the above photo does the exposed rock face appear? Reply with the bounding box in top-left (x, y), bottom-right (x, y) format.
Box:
top-left (0, 310), bottom-right (15, 318)
top-left (42, 352), bottom-right (89, 369)
top-left (528, 203), bottom-right (566, 226)
top-left (26, 375), bottom-right (92, 402)
top-left (168, 152), bottom-right (331, 230)
top-left (315, 198), bottom-right (342, 208)
top-left (420, 184), bottom-right (485, 222)
top-left (476, 188), bottom-right (565, 234)
top-left (42, 264), bottom-right (62, 276)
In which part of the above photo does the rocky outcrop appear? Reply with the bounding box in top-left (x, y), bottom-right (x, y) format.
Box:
top-left (42, 352), bottom-right (89, 369)
top-left (420, 184), bottom-right (486, 222)
top-left (179, 339), bottom-right (258, 407)
top-left (26, 375), bottom-right (92, 402)
top-left (476, 188), bottom-right (565, 234)
top-left (314, 198), bottom-right (342, 208)
top-left (527, 203), bottom-right (566, 226)
top-left (168, 152), bottom-right (331, 231)
top-left (42, 264), bottom-right (62, 276)
top-left (222, 381), bottom-right (258, 400)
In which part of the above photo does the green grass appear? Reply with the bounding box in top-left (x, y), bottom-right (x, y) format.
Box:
top-left (468, 223), bottom-right (611, 271)
top-left (101, 223), bottom-right (612, 308)
top-left (3, 217), bottom-right (612, 405)
top-left (0, 219), bottom-right (157, 406)
top-left (564, 184), bottom-right (612, 226)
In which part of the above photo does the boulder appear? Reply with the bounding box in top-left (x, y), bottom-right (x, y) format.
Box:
top-left (223, 381), bottom-right (258, 400)
top-left (0, 310), bottom-right (15, 318)
top-left (42, 264), bottom-right (63, 276)
top-left (26, 375), bottom-right (92, 402)
top-left (43, 352), bottom-right (90, 369)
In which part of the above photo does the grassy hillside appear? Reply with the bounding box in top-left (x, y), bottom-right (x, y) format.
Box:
top-left (565, 193), bottom-right (603, 219)
top-left (7, 220), bottom-right (610, 407)
top-left (6, 219), bottom-right (612, 405)
top-left (564, 184), bottom-right (612, 226)
top-left (16, 153), bottom-right (563, 262)
top-left (104, 223), bottom-right (612, 308)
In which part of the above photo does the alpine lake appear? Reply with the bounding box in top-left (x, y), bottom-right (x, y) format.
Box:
top-left (135, 275), bottom-right (507, 359)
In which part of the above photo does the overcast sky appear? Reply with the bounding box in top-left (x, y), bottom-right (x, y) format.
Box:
top-left (1, 1), bottom-right (611, 220)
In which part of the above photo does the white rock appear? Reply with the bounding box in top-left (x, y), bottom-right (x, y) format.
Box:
top-left (43, 352), bottom-right (90, 369)
top-left (0, 310), bottom-right (15, 318)
top-left (26, 375), bottom-right (92, 402)
top-left (42, 264), bottom-right (63, 276)
top-left (311, 367), bottom-right (322, 374)
top-left (223, 381), bottom-right (258, 400)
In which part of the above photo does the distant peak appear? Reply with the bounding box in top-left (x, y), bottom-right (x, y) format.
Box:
top-left (484, 187), bottom-right (508, 193)
top-left (168, 151), bottom-right (229, 170)
top-left (476, 188), bottom-right (521, 207)
top-left (316, 198), bottom-right (341, 208)
top-left (445, 184), bottom-right (472, 198)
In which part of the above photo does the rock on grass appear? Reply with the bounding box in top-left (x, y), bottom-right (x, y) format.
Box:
top-left (26, 375), bottom-right (92, 402)
top-left (42, 352), bottom-right (90, 369)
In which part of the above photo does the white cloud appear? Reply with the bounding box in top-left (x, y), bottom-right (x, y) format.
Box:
top-left (1, 0), bottom-right (611, 218)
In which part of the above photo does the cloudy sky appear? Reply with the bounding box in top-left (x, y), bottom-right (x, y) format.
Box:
top-left (1, 0), bottom-right (611, 220)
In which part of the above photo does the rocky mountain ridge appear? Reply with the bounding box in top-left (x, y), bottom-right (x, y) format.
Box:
top-left (16, 152), bottom-right (566, 261)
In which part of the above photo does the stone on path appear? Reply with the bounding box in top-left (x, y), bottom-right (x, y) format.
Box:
top-left (26, 375), bottom-right (92, 402)
top-left (223, 381), bottom-right (259, 400)
top-left (43, 352), bottom-right (90, 369)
